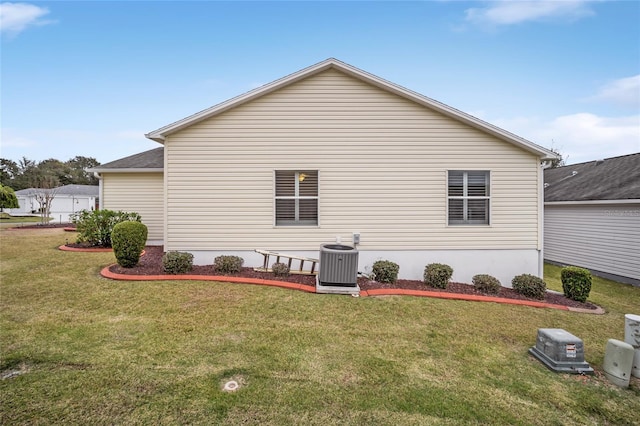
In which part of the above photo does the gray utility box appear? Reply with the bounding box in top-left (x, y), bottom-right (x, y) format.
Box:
top-left (529, 328), bottom-right (594, 375)
top-left (603, 339), bottom-right (635, 388)
top-left (317, 244), bottom-right (359, 295)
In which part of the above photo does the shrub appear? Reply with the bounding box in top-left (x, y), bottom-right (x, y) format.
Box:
top-left (372, 260), bottom-right (399, 284)
top-left (472, 274), bottom-right (501, 295)
top-left (424, 263), bottom-right (453, 289)
top-left (213, 255), bottom-right (244, 273)
top-left (72, 209), bottom-right (141, 247)
top-left (162, 251), bottom-right (194, 274)
top-left (271, 262), bottom-right (290, 278)
top-left (111, 221), bottom-right (147, 268)
top-left (561, 266), bottom-right (592, 302)
top-left (512, 274), bottom-right (546, 300)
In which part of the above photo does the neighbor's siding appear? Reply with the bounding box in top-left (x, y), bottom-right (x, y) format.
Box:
top-left (544, 203), bottom-right (640, 281)
top-left (101, 172), bottom-right (164, 242)
top-left (164, 68), bottom-right (541, 252)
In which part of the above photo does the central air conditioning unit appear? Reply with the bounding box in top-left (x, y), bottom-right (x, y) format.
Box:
top-left (316, 243), bottom-right (359, 295)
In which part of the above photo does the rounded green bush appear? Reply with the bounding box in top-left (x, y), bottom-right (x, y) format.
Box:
top-left (372, 260), bottom-right (399, 284)
top-left (213, 255), bottom-right (244, 273)
top-left (111, 221), bottom-right (147, 268)
top-left (271, 262), bottom-right (290, 277)
top-left (162, 251), bottom-right (194, 274)
top-left (72, 209), bottom-right (141, 247)
top-left (424, 263), bottom-right (453, 289)
top-left (472, 274), bottom-right (501, 295)
top-left (512, 274), bottom-right (546, 300)
top-left (561, 266), bottom-right (592, 302)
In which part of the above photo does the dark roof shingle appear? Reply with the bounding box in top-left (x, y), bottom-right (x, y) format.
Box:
top-left (93, 147), bottom-right (164, 170)
top-left (544, 153), bottom-right (640, 202)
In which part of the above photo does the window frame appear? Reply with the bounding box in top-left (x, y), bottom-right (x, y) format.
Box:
top-left (447, 170), bottom-right (491, 226)
top-left (274, 170), bottom-right (319, 227)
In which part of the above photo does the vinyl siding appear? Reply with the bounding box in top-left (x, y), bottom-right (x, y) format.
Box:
top-left (164, 68), bottom-right (541, 252)
top-left (544, 203), bottom-right (640, 281)
top-left (102, 173), bottom-right (164, 242)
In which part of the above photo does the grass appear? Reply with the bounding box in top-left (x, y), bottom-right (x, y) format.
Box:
top-left (1, 228), bottom-right (639, 425)
top-left (0, 214), bottom-right (52, 227)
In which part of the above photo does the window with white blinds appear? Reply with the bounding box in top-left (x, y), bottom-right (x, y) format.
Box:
top-left (448, 171), bottom-right (490, 225)
top-left (275, 171), bottom-right (318, 226)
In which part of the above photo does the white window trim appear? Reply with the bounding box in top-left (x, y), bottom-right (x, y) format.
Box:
top-left (447, 170), bottom-right (491, 226)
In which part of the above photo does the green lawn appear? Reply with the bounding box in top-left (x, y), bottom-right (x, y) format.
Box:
top-left (1, 229), bottom-right (639, 425)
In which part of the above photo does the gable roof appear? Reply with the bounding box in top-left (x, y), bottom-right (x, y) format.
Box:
top-left (15, 184), bottom-right (98, 197)
top-left (544, 153), bottom-right (640, 202)
top-left (90, 147), bottom-right (164, 172)
top-left (56, 185), bottom-right (99, 196)
top-left (145, 58), bottom-right (557, 160)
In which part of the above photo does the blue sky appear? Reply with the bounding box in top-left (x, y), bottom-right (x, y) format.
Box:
top-left (1, 1), bottom-right (639, 166)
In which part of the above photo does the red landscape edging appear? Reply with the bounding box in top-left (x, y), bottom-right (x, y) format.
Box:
top-left (59, 245), bottom-right (113, 252)
top-left (100, 265), bottom-right (317, 293)
top-left (59, 246), bottom-right (146, 258)
top-left (359, 288), bottom-right (570, 310)
top-left (97, 266), bottom-right (600, 311)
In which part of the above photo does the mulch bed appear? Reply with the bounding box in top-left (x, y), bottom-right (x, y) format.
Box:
top-left (107, 246), bottom-right (597, 310)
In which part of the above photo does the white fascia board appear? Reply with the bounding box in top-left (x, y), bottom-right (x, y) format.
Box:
top-left (145, 58), bottom-right (558, 160)
top-left (89, 168), bottom-right (164, 174)
top-left (545, 199), bottom-right (640, 206)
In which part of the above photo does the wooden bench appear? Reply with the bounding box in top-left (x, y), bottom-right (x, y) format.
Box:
top-left (254, 249), bottom-right (319, 275)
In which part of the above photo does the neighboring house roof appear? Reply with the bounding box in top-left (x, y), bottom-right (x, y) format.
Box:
top-left (56, 185), bottom-right (99, 197)
top-left (145, 58), bottom-right (557, 161)
top-left (544, 153), bottom-right (640, 202)
top-left (90, 147), bottom-right (164, 172)
top-left (14, 188), bottom-right (38, 196)
top-left (15, 185), bottom-right (99, 197)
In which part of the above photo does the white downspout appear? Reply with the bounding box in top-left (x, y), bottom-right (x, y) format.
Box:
top-left (538, 155), bottom-right (559, 278)
top-left (95, 172), bottom-right (103, 210)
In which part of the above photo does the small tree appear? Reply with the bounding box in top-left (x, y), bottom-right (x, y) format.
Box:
top-left (0, 184), bottom-right (19, 212)
top-left (546, 143), bottom-right (567, 169)
top-left (29, 174), bottom-right (60, 225)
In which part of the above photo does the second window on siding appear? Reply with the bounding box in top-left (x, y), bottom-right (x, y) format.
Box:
top-left (275, 171), bottom-right (318, 226)
top-left (448, 170), bottom-right (490, 225)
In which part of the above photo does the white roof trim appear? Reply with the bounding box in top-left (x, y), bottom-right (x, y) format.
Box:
top-left (545, 199), bottom-right (640, 206)
top-left (145, 58), bottom-right (558, 160)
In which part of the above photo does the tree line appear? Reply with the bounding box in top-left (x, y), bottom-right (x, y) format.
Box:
top-left (0, 156), bottom-right (101, 191)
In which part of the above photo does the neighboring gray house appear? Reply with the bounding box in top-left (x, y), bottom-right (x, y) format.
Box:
top-left (11, 184), bottom-right (99, 222)
top-left (544, 153), bottom-right (640, 285)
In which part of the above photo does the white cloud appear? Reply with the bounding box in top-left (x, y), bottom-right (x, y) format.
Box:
top-left (0, 128), bottom-right (37, 148)
top-left (465, 1), bottom-right (595, 26)
top-left (589, 75), bottom-right (640, 109)
top-left (0, 2), bottom-right (53, 37)
top-left (490, 112), bottom-right (640, 164)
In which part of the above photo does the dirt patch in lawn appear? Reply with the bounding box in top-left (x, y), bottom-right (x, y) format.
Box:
top-left (107, 246), bottom-right (598, 310)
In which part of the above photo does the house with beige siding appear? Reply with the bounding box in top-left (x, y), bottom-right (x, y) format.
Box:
top-left (544, 153), bottom-right (640, 286)
top-left (91, 148), bottom-right (164, 244)
top-left (92, 58), bottom-right (557, 285)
